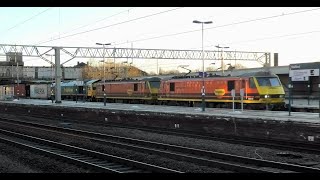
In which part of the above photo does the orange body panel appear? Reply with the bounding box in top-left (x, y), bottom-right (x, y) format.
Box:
top-left (159, 77), bottom-right (259, 100)
top-left (95, 81), bottom-right (150, 98)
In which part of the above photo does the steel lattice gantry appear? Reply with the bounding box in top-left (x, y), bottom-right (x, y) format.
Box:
top-left (0, 44), bottom-right (271, 65)
top-left (0, 44), bottom-right (271, 103)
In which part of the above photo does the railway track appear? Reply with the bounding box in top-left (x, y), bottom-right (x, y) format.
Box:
top-left (0, 117), bottom-right (320, 173)
top-left (107, 122), bottom-right (320, 155)
top-left (2, 112), bottom-right (320, 155)
top-left (0, 126), bottom-right (180, 173)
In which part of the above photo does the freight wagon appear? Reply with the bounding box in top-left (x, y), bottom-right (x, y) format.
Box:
top-left (29, 84), bottom-right (52, 99)
top-left (0, 84), bottom-right (26, 100)
top-left (0, 85), bottom-right (14, 100)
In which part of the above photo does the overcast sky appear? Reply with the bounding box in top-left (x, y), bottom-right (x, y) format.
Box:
top-left (0, 7), bottom-right (319, 73)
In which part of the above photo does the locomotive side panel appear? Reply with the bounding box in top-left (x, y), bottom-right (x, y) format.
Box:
top-left (159, 77), bottom-right (244, 101)
top-left (96, 81), bottom-right (149, 99)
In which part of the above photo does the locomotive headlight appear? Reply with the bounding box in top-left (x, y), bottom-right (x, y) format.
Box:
top-left (279, 95), bottom-right (284, 98)
top-left (264, 95), bottom-right (269, 98)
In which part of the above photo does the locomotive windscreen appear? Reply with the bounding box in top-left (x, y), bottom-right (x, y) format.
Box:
top-left (149, 81), bottom-right (160, 89)
top-left (256, 77), bottom-right (281, 87)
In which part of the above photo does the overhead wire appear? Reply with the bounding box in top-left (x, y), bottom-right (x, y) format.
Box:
top-left (31, 7), bottom-right (320, 51)
top-left (4, 8), bottom-right (53, 33)
top-left (35, 8), bottom-right (135, 45)
top-left (20, 7), bottom-right (320, 70)
top-left (185, 29), bottom-right (320, 51)
top-left (112, 7), bottom-right (320, 47)
top-left (35, 7), bottom-right (184, 45)
top-left (208, 30), bottom-right (320, 49)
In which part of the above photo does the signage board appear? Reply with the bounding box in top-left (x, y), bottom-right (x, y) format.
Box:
top-left (289, 69), bottom-right (319, 77)
top-left (290, 62), bottom-right (320, 70)
top-left (292, 76), bottom-right (309, 81)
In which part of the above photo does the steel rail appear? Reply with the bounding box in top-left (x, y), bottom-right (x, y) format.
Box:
top-left (1, 117), bottom-right (320, 173)
top-left (0, 128), bottom-right (180, 173)
top-left (2, 112), bottom-right (320, 155)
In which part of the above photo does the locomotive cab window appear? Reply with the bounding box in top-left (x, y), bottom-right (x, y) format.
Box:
top-left (249, 77), bottom-right (256, 88)
top-left (134, 83), bottom-right (138, 91)
top-left (227, 81), bottom-right (235, 91)
top-left (170, 83), bottom-right (175, 92)
top-left (269, 78), bottom-right (281, 87)
top-left (256, 77), bottom-right (281, 87)
top-left (102, 85), bottom-right (105, 91)
top-left (149, 81), bottom-right (161, 88)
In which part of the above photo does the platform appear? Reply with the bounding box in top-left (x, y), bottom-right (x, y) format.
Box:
top-left (285, 99), bottom-right (320, 110)
top-left (1, 98), bottom-right (320, 144)
top-left (1, 98), bottom-right (320, 124)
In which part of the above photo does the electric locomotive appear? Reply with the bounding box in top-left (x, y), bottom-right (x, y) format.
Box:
top-left (94, 77), bottom-right (161, 104)
top-left (158, 71), bottom-right (285, 110)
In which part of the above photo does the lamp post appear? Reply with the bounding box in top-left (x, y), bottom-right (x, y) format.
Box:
top-left (96, 43), bottom-right (111, 84)
top-left (152, 57), bottom-right (159, 75)
top-left (113, 46), bottom-right (116, 75)
top-left (45, 54), bottom-right (55, 83)
top-left (45, 53), bottom-right (55, 98)
top-left (215, 45), bottom-right (229, 76)
top-left (13, 52), bottom-right (20, 100)
top-left (193, 20), bottom-right (212, 112)
top-left (122, 61), bottom-right (128, 79)
top-left (96, 43), bottom-right (111, 107)
top-left (157, 59), bottom-right (159, 75)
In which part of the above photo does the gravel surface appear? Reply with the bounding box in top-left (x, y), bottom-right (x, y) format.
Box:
top-left (1, 113), bottom-right (320, 172)
top-left (0, 142), bottom-right (91, 173)
top-left (0, 122), bottom-right (226, 173)
top-left (62, 121), bottom-right (320, 168)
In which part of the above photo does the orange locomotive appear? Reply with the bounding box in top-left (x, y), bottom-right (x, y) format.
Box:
top-left (158, 71), bottom-right (285, 109)
top-left (95, 77), bottom-right (161, 104)
top-left (94, 71), bottom-right (285, 110)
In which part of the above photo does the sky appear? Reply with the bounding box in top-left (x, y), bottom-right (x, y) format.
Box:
top-left (0, 7), bottom-right (320, 74)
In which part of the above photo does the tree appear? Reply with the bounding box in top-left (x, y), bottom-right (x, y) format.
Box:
top-left (83, 59), bottom-right (148, 79)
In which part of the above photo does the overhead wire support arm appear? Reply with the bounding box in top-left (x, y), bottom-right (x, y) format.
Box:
top-left (60, 48), bottom-right (77, 65)
top-left (0, 44), bottom-right (271, 63)
top-left (37, 48), bottom-right (55, 66)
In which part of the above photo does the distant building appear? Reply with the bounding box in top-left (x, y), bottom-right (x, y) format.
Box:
top-left (73, 61), bottom-right (87, 68)
top-left (0, 52), bottom-right (24, 66)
